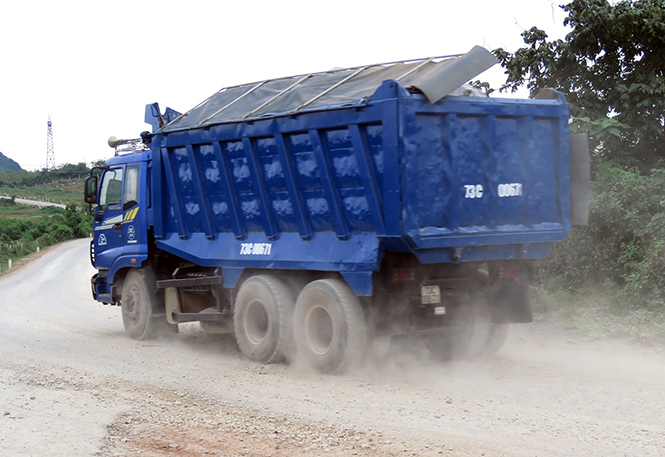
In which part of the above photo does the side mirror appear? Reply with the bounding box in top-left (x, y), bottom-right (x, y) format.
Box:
top-left (84, 176), bottom-right (98, 204)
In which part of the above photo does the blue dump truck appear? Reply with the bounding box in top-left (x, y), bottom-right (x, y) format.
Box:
top-left (84, 47), bottom-right (589, 373)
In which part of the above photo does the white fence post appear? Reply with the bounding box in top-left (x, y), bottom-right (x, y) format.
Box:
top-left (8, 259), bottom-right (12, 269)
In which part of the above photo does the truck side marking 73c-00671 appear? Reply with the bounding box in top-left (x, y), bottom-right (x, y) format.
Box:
top-left (84, 46), bottom-right (589, 374)
top-left (240, 243), bottom-right (272, 256)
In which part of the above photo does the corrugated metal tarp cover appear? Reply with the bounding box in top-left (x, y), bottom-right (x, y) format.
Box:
top-left (163, 54), bottom-right (468, 132)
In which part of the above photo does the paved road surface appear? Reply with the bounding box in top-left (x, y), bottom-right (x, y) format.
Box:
top-left (0, 195), bottom-right (67, 208)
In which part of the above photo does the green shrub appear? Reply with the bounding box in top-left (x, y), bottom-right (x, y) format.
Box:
top-left (0, 206), bottom-right (91, 269)
top-left (538, 160), bottom-right (665, 309)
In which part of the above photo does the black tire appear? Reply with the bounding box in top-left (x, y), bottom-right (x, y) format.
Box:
top-left (233, 275), bottom-right (294, 364)
top-left (425, 297), bottom-right (509, 361)
top-left (474, 270), bottom-right (508, 355)
top-left (424, 333), bottom-right (456, 362)
top-left (293, 279), bottom-right (366, 374)
top-left (455, 297), bottom-right (509, 358)
top-left (121, 268), bottom-right (159, 340)
top-left (483, 323), bottom-right (509, 355)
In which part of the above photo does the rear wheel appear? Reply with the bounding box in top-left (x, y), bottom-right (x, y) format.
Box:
top-left (293, 279), bottom-right (366, 374)
top-left (233, 275), bottom-right (294, 364)
top-left (482, 323), bottom-right (509, 355)
top-left (462, 296), bottom-right (509, 357)
top-left (426, 297), bottom-right (509, 361)
top-left (424, 333), bottom-right (457, 362)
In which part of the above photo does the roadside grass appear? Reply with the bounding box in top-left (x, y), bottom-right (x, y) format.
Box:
top-left (0, 178), bottom-right (84, 206)
top-left (0, 237), bottom-right (43, 274)
top-left (0, 167), bottom-right (91, 274)
top-left (530, 281), bottom-right (665, 346)
top-left (0, 199), bottom-right (91, 274)
top-left (0, 202), bottom-right (42, 218)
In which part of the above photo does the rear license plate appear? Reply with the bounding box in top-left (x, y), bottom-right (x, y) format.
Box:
top-left (421, 285), bottom-right (441, 304)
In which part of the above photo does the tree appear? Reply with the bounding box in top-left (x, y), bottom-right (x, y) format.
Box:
top-left (495, 0), bottom-right (665, 169)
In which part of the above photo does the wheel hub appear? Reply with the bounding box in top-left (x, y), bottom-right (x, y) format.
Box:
top-left (305, 304), bottom-right (333, 355)
top-left (125, 285), bottom-right (141, 325)
top-left (244, 299), bottom-right (269, 346)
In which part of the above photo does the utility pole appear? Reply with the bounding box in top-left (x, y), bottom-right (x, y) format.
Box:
top-left (46, 115), bottom-right (55, 170)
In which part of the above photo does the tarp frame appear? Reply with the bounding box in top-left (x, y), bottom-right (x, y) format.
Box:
top-left (161, 47), bottom-right (498, 133)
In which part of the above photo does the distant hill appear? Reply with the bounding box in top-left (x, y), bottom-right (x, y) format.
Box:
top-left (0, 152), bottom-right (22, 172)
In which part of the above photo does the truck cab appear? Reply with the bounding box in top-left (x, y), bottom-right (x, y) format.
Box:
top-left (86, 145), bottom-right (151, 303)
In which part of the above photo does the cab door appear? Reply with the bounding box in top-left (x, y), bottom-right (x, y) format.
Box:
top-left (93, 164), bottom-right (146, 271)
top-left (94, 167), bottom-right (125, 270)
top-left (121, 165), bottom-right (142, 248)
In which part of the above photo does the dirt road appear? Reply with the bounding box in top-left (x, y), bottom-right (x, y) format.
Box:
top-left (1, 239), bottom-right (664, 456)
top-left (0, 195), bottom-right (67, 208)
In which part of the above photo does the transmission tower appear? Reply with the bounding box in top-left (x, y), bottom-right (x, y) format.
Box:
top-left (46, 115), bottom-right (55, 170)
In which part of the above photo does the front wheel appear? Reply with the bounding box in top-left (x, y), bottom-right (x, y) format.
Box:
top-left (293, 279), bottom-right (366, 374)
top-left (121, 268), bottom-right (161, 340)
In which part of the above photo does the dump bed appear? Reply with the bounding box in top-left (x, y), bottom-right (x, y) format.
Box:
top-left (147, 55), bottom-right (573, 294)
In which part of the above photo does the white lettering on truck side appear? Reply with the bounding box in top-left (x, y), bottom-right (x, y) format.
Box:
top-left (464, 183), bottom-right (524, 199)
top-left (464, 184), bottom-right (483, 199)
top-left (498, 183), bottom-right (523, 197)
top-left (240, 243), bottom-right (272, 255)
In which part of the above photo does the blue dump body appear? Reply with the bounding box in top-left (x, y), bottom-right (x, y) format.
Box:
top-left (147, 81), bottom-right (571, 295)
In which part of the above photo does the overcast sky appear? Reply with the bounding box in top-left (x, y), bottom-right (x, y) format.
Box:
top-left (0, 0), bottom-right (569, 170)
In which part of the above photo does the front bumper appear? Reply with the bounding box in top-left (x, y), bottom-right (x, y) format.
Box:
top-left (91, 272), bottom-right (114, 304)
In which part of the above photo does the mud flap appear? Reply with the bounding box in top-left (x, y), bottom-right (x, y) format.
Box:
top-left (569, 133), bottom-right (590, 226)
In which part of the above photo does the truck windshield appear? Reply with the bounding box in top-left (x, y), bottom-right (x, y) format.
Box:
top-left (99, 168), bottom-right (124, 212)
